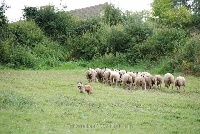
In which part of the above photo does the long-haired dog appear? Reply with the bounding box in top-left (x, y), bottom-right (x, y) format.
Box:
top-left (77, 82), bottom-right (93, 94)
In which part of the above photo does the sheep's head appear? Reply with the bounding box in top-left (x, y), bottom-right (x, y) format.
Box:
top-left (87, 69), bottom-right (93, 75)
top-left (151, 76), bottom-right (156, 85)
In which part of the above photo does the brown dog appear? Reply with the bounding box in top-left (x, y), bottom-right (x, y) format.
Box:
top-left (77, 82), bottom-right (93, 94)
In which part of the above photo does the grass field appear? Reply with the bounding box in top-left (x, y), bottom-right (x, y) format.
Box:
top-left (0, 69), bottom-right (200, 134)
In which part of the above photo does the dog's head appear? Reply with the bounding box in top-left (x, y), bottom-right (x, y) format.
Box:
top-left (77, 82), bottom-right (83, 90)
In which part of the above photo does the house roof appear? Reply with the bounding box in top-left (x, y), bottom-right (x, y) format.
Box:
top-left (68, 3), bottom-right (108, 19)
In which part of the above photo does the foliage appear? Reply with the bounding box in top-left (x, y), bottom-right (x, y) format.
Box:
top-left (22, 6), bottom-right (38, 20)
top-left (175, 38), bottom-right (200, 76)
top-left (68, 32), bottom-right (100, 60)
top-left (126, 27), bottom-right (186, 65)
top-left (0, 0), bottom-right (8, 27)
top-left (190, 13), bottom-right (200, 29)
top-left (103, 4), bottom-right (124, 26)
top-left (106, 24), bottom-right (130, 55)
top-left (90, 53), bottom-right (130, 69)
top-left (124, 12), bottom-right (153, 44)
top-left (9, 20), bottom-right (45, 46)
top-left (0, 21), bottom-right (65, 69)
top-left (0, 0), bottom-right (9, 40)
top-left (171, 0), bottom-right (200, 14)
top-left (23, 6), bottom-right (74, 44)
top-left (152, 0), bottom-right (192, 28)
top-left (0, 2), bottom-right (199, 75)
top-left (73, 17), bottom-right (102, 36)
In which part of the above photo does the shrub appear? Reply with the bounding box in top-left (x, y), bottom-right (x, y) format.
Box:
top-left (106, 24), bottom-right (130, 56)
top-left (23, 6), bottom-right (74, 44)
top-left (179, 38), bottom-right (200, 76)
top-left (0, 38), bottom-right (36, 68)
top-left (9, 20), bottom-right (45, 47)
top-left (0, 21), bottom-right (65, 69)
top-left (127, 27), bottom-right (186, 63)
top-left (90, 53), bottom-right (129, 68)
top-left (68, 32), bottom-right (100, 60)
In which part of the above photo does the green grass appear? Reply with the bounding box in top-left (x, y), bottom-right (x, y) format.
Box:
top-left (0, 69), bottom-right (200, 134)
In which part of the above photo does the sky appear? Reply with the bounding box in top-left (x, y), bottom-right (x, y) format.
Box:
top-left (4, 0), bottom-right (153, 22)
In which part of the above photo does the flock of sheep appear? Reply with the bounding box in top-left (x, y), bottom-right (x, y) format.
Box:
top-left (84, 67), bottom-right (186, 93)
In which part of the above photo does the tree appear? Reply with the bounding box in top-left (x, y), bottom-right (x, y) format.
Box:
top-left (152, 0), bottom-right (192, 27)
top-left (106, 25), bottom-right (130, 56)
top-left (23, 5), bottom-right (74, 44)
top-left (171, 0), bottom-right (200, 14)
top-left (23, 6), bottom-right (38, 20)
top-left (170, 0), bottom-right (200, 29)
top-left (103, 4), bottom-right (124, 26)
top-left (0, 0), bottom-right (9, 40)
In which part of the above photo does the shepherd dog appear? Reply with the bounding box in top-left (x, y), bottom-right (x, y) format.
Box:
top-left (77, 82), bottom-right (93, 94)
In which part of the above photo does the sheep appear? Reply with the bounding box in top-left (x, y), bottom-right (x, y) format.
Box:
top-left (139, 72), bottom-right (151, 77)
top-left (95, 68), bottom-right (102, 82)
top-left (155, 75), bottom-right (162, 89)
top-left (175, 76), bottom-right (186, 92)
top-left (103, 69), bottom-right (111, 84)
top-left (86, 68), bottom-right (96, 82)
top-left (109, 71), bottom-right (121, 86)
top-left (127, 71), bottom-right (136, 84)
top-left (164, 73), bottom-right (174, 90)
top-left (95, 68), bottom-right (105, 83)
top-left (144, 75), bottom-right (156, 90)
top-left (77, 82), bottom-right (93, 94)
top-left (135, 76), bottom-right (146, 90)
top-left (119, 69), bottom-right (126, 76)
top-left (121, 73), bottom-right (133, 90)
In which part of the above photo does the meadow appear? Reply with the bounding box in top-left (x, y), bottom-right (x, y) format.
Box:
top-left (0, 68), bottom-right (200, 134)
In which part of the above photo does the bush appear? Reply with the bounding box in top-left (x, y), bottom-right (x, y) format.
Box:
top-left (127, 27), bottom-right (186, 63)
top-left (178, 38), bottom-right (200, 76)
top-left (90, 53), bottom-right (130, 68)
top-left (9, 21), bottom-right (45, 47)
top-left (106, 24), bottom-right (130, 55)
top-left (0, 38), bottom-right (36, 68)
top-left (160, 37), bottom-right (200, 76)
top-left (23, 6), bottom-right (74, 44)
top-left (0, 21), bottom-right (65, 69)
top-left (68, 32), bottom-right (100, 60)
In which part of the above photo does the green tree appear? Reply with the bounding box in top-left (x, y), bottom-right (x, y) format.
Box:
top-left (103, 4), bottom-right (124, 26)
top-left (106, 25), bottom-right (130, 56)
top-left (0, 0), bottom-right (9, 40)
top-left (23, 6), bottom-right (74, 44)
top-left (152, 0), bottom-right (192, 27)
top-left (23, 6), bottom-right (38, 20)
top-left (171, 0), bottom-right (200, 14)
top-left (170, 0), bottom-right (200, 28)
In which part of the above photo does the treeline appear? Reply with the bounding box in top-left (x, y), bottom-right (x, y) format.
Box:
top-left (0, 0), bottom-right (200, 76)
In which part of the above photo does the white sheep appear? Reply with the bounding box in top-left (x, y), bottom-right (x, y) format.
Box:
top-left (164, 73), bottom-right (174, 90)
top-left (119, 69), bottom-right (126, 76)
top-left (95, 67), bottom-right (105, 83)
top-left (155, 75), bottom-right (163, 89)
top-left (86, 68), bottom-right (96, 82)
top-left (121, 73), bottom-right (133, 90)
top-left (144, 75), bottom-right (155, 90)
top-left (175, 76), bottom-right (186, 92)
top-left (135, 76), bottom-right (146, 90)
top-left (103, 69), bottom-right (111, 84)
top-left (127, 71), bottom-right (136, 84)
top-left (109, 71), bottom-right (121, 86)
